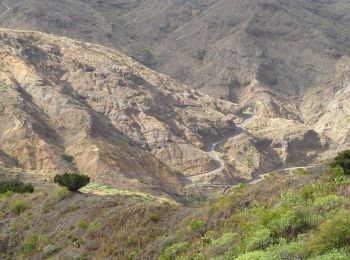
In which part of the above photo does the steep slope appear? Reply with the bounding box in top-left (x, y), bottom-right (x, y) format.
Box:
top-left (0, 0), bottom-right (148, 64)
top-left (120, 0), bottom-right (350, 117)
top-left (301, 71), bottom-right (350, 150)
top-left (1, 160), bottom-right (350, 259)
top-left (1, 0), bottom-right (350, 119)
top-left (0, 29), bottom-right (239, 196)
top-left (0, 0), bottom-right (349, 185)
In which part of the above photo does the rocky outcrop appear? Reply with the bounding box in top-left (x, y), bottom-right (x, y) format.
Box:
top-left (301, 71), bottom-right (350, 153)
top-left (220, 117), bottom-right (326, 179)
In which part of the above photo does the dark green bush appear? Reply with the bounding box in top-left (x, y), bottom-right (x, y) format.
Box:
top-left (54, 173), bottom-right (90, 191)
top-left (0, 180), bottom-right (34, 194)
top-left (331, 150), bottom-right (350, 175)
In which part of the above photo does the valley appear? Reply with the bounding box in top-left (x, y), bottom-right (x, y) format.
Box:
top-left (0, 0), bottom-right (349, 259)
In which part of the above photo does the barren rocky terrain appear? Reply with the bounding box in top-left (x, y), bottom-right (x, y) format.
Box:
top-left (0, 29), bottom-right (241, 197)
top-left (1, 0), bottom-right (350, 111)
top-left (0, 0), bottom-right (349, 184)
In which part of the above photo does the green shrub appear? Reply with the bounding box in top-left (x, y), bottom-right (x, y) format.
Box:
top-left (159, 242), bottom-right (189, 260)
top-left (245, 228), bottom-right (272, 251)
top-left (268, 239), bottom-right (306, 260)
top-left (148, 213), bottom-right (160, 222)
top-left (328, 166), bottom-right (345, 184)
top-left (259, 206), bottom-right (310, 239)
top-left (13, 200), bottom-right (28, 215)
top-left (0, 190), bottom-right (14, 198)
top-left (310, 249), bottom-right (349, 260)
top-left (194, 253), bottom-right (205, 260)
top-left (236, 250), bottom-right (273, 260)
top-left (201, 231), bottom-right (216, 244)
top-left (310, 209), bottom-right (350, 254)
top-left (77, 219), bottom-right (89, 229)
top-left (22, 234), bottom-right (38, 256)
top-left (211, 232), bottom-right (237, 255)
top-left (0, 180), bottom-right (34, 194)
top-left (56, 187), bottom-right (70, 200)
top-left (312, 195), bottom-right (344, 214)
top-left (161, 236), bottom-right (176, 249)
top-left (189, 219), bottom-right (203, 232)
top-left (42, 244), bottom-right (57, 256)
top-left (128, 249), bottom-right (141, 260)
top-left (54, 173), bottom-right (90, 191)
top-left (331, 150), bottom-right (350, 175)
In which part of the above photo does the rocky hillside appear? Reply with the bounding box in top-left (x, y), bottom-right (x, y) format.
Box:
top-left (0, 1), bottom-right (349, 161)
top-left (0, 29), bottom-right (239, 197)
top-left (1, 0), bottom-right (350, 118)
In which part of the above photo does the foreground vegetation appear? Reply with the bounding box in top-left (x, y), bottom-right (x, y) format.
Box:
top-left (0, 180), bottom-right (34, 194)
top-left (0, 151), bottom-right (350, 259)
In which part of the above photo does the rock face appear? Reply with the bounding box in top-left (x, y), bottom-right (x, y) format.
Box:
top-left (0, 29), bottom-right (238, 196)
top-left (219, 117), bottom-right (326, 179)
top-left (301, 71), bottom-right (350, 151)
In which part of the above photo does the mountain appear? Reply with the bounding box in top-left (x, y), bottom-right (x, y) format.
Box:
top-left (0, 29), bottom-right (239, 197)
top-left (1, 0), bottom-right (349, 112)
top-left (1, 2), bottom-right (350, 258)
top-left (0, 0), bottom-right (349, 166)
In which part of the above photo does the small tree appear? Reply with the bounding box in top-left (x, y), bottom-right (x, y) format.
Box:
top-left (54, 173), bottom-right (90, 191)
top-left (331, 150), bottom-right (350, 175)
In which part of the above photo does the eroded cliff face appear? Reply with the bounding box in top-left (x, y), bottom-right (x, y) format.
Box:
top-left (219, 117), bottom-right (327, 179)
top-left (301, 71), bottom-right (350, 151)
top-left (0, 29), bottom-right (239, 195)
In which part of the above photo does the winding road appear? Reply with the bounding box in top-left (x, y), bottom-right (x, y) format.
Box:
top-left (187, 116), bottom-right (251, 182)
top-left (186, 115), bottom-right (317, 192)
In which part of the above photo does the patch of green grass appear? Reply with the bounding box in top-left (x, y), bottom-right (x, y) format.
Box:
top-left (77, 219), bottom-right (89, 229)
top-left (128, 249), bottom-right (141, 260)
top-left (56, 187), bottom-right (70, 201)
top-left (13, 200), bottom-right (28, 215)
top-left (148, 213), bottom-right (160, 222)
top-left (87, 221), bottom-right (102, 237)
top-left (21, 234), bottom-right (38, 257)
top-left (295, 169), bottom-right (310, 176)
top-left (68, 203), bottom-right (80, 211)
top-left (189, 219), bottom-right (204, 232)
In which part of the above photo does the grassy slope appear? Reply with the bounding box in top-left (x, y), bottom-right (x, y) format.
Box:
top-left (1, 165), bottom-right (350, 259)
